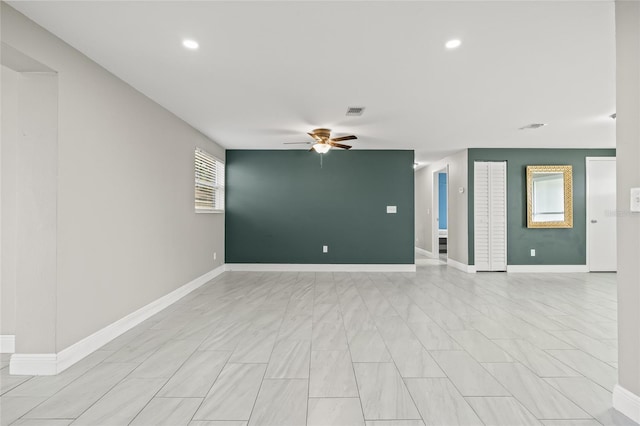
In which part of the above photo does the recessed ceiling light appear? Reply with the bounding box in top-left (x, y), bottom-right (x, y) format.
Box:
top-left (445, 39), bottom-right (462, 49)
top-left (182, 39), bottom-right (199, 50)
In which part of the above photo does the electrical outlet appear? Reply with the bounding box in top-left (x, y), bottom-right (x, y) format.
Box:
top-left (214, 252), bottom-right (217, 261)
top-left (530, 249), bottom-right (536, 257)
top-left (323, 245), bottom-right (328, 253)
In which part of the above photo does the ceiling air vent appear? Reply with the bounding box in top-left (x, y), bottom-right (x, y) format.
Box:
top-left (346, 106), bottom-right (365, 116)
top-left (519, 123), bottom-right (547, 130)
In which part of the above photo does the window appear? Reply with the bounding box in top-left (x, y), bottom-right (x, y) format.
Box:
top-left (195, 148), bottom-right (224, 212)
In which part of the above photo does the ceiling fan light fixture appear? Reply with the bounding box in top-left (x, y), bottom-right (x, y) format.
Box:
top-left (312, 143), bottom-right (331, 154)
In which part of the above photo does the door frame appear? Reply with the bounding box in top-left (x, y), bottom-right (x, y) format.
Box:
top-left (585, 156), bottom-right (617, 271)
top-left (432, 165), bottom-right (449, 260)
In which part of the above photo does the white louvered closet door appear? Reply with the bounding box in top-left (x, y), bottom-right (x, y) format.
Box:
top-left (474, 161), bottom-right (507, 271)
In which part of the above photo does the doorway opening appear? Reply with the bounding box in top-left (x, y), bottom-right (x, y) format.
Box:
top-left (432, 166), bottom-right (448, 262)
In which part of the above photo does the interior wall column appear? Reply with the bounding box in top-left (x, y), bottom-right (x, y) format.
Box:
top-left (614, 0), bottom-right (640, 422)
top-left (9, 71), bottom-right (59, 374)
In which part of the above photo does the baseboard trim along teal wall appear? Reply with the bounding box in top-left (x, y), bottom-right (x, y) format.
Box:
top-left (225, 264), bottom-right (416, 272)
top-left (467, 148), bottom-right (615, 266)
top-left (225, 150), bottom-right (415, 264)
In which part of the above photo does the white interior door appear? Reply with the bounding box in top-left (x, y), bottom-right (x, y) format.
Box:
top-left (587, 157), bottom-right (617, 272)
top-left (474, 161), bottom-right (507, 271)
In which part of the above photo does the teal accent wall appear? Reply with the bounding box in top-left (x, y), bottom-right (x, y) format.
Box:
top-left (468, 149), bottom-right (615, 266)
top-left (225, 150), bottom-right (415, 264)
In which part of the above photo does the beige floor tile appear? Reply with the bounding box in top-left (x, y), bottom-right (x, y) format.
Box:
top-left (130, 397), bottom-right (202, 426)
top-left (465, 396), bottom-right (542, 425)
top-left (309, 350), bottom-right (358, 397)
top-left (353, 363), bottom-right (420, 420)
top-left (194, 363), bottom-right (266, 421)
top-left (265, 340), bottom-right (310, 379)
top-left (482, 363), bottom-right (591, 420)
top-left (307, 398), bottom-right (365, 426)
top-left (248, 379), bottom-right (308, 426)
top-left (430, 350), bottom-right (509, 396)
top-left (157, 350), bottom-right (230, 397)
top-left (405, 378), bottom-right (482, 425)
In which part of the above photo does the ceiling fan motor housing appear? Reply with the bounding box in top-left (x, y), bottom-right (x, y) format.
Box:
top-left (312, 128), bottom-right (332, 140)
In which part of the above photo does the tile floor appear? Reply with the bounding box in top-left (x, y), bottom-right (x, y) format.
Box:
top-left (0, 265), bottom-right (636, 426)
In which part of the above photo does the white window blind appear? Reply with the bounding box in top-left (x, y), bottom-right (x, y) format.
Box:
top-left (195, 148), bottom-right (225, 212)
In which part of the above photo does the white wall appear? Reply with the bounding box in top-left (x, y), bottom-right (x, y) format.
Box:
top-left (1, 66), bottom-right (18, 337)
top-left (1, 3), bottom-right (225, 353)
top-left (414, 165), bottom-right (429, 252)
top-left (14, 71), bottom-right (59, 354)
top-left (415, 149), bottom-right (468, 265)
top-left (615, 0), bottom-right (640, 410)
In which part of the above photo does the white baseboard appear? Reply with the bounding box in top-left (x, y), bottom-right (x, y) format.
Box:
top-left (10, 265), bottom-right (226, 376)
top-left (0, 335), bottom-right (16, 353)
top-left (10, 353), bottom-right (57, 375)
top-left (613, 384), bottom-right (640, 424)
top-left (447, 258), bottom-right (476, 273)
top-left (506, 264), bottom-right (589, 273)
top-left (415, 247), bottom-right (433, 258)
top-left (225, 263), bottom-right (417, 272)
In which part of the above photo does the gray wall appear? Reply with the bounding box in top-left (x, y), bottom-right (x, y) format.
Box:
top-left (615, 0), bottom-right (640, 400)
top-left (1, 4), bottom-right (225, 352)
top-left (0, 66), bottom-right (18, 337)
top-left (414, 166), bottom-right (430, 251)
top-left (415, 149), bottom-right (468, 265)
top-left (13, 71), bottom-right (59, 353)
top-left (467, 148), bottom-right (615, 266)
top-left (225, 150), bottom-right (415, 264)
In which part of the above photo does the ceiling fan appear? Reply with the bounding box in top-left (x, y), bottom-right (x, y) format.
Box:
top-left (284, 128), bottom-right (357, 153)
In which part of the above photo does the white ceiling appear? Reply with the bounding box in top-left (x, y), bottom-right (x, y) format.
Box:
top-left (8, 1), bottom-right (616, 164)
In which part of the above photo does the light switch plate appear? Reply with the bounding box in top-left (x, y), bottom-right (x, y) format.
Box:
top-left (323, 245), bottom-right (328, 253)
top-left (387, 205), bottom-right (397, 214)
top-left (631, 188), bottom-right (640, 212)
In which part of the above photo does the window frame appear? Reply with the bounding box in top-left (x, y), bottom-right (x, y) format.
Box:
top-left (195, 147), bottom-right (225, 214)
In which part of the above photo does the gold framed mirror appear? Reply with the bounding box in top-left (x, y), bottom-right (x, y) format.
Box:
top-left (526, 165), bottom-right (573, 228)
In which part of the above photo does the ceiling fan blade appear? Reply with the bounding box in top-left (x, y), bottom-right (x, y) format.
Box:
top-left (308, 132), bottom-right (321, 141)
top-left (283, 142), bottom-right (312, 145)
top-left (329, 142), bottom-right (352, 150)
top-left (331, 135), bottom-right (357, 142)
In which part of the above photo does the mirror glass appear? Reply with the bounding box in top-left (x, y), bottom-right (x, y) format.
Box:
top-left (531, 172), bottom-right (565, 222)
top-left (527, 165), bottom-right (573, 228)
